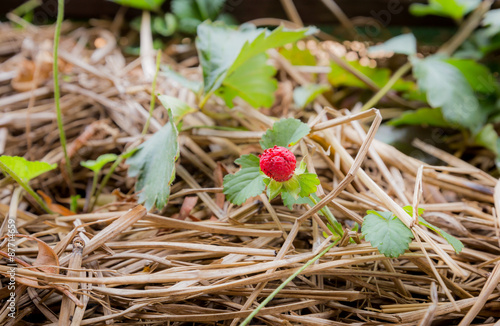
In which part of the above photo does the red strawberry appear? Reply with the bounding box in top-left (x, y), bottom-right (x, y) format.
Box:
top-left (259, 145), bottom-right (296, 182)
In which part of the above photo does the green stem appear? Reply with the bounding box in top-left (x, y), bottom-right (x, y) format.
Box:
top-left (360, 61), bottom-right (412, 112)
top-left (198, 92), bottom-right (232, 120)
top-left (86, 172), bottom-right (99, 212)
top-left (308, 194), bottom-right (343, 236)
top-left (239, 239), bottom-right (340, 326)
top-left (53, 0), bottom-right (73, 193)
top-left (142, 50), bottom-right (162, 136)
top-left (0, 161), bottom-right (53, 214)
top-left (198, 92), bottom-right (212, 110)
top-left (89, 155), bottom-right (123, 212)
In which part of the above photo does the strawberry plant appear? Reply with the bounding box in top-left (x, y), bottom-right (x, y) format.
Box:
top-left (223, 118), bottom-right (343, 236)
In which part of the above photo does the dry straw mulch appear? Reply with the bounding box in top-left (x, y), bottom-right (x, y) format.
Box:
top-left (1, 16), bottom-right (500, 326)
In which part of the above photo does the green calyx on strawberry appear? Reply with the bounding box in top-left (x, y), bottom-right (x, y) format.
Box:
top-left (259, 146), bottom-right (316, 201)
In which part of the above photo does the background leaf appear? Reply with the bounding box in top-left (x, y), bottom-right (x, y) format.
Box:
top-left (152, 13), bottom-right (177, 37)
top-left (411, 56), bottom-right (484, 132)
top-left (0, 156), bottom-right (56, 182)
top-left (196, 22), bottom-right (315, 97)
top-left (409, 0), bottom-right (480, 21)
top-left (172, 0), bottom-right (230, 34)
top-left (158, 95), bottom-right (197, 124)
top-left (445, 59), bottom-right (498, 94)
top-left (368, 33), bottom-right (417, 56)
top-left (196, 22), bottom-right (262, 95)
top-left (81, 154), bottom-right (118, 173)
top-left (110, 0), bottom-right (165, 11)
top-left (328, 60), bottom-right (414, 91)
top-left (260, 118), bottom-right (310, 149)
top-left (229, 25), bottom-right (317, 75)
top-left (127, 110), bottom-right (179, 210)
top-left (293, 84), bottom-right (330, 108)
top-left (474, 124), bottom-right (499, 156)
top-left (389, 107), bottom-right (451, 128)
top-left (279, 44), bottom-right (317, 66)
top-left (223, 154), bottom-right (266, 205)
top-left (362, 210), bottom-right (414, 258)
top-left (215, 54), bottom-right (277, 108)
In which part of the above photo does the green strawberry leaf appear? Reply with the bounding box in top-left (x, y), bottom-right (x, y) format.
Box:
top-left (81, 154), bottom-right (118, 173)
top-left (172, 0), bottom-right (227, 34)
top-left (403, 205), bottom-right (464, 254)
top-left (110, 0), bottom-right (165, 11)
top-left (279, 172), bottom-right (320, 200)
top-left (223, 154), bottom-right (266, 205)
top-left (296, 173), bottom-right (320, 197)
top-left (127, 110), bottom-right (179, 210)
top-left (295, 158), bottom-right (307, 175)
top-left (158, 95), bottom-right (197, 124)
top-left (328, 60), bottom-right (414, 91)
top-left (267, 179), bottom-right (283, 200)
top-left (0, 156), bottom-right (56, 183)
top-left (230, 25), bottom-right (317, 74)
top-left (411, 56), bottom-right (484, 132)
top-left (368, 33), bottom-right (417, 56)
top-left (279, 44), bottom-right (317, 66)
top-left (161, 66), bottom-right (202, 93)
top-left (389, 107), bottom-right (451, 128)
top-left (482, 9), bottom-right (500, 36)
top-left (281, 191), bottom-right (315, 210)
top-left (409, 0), bottom-right (480, 21)
top-left (418, 217), bottom-right (464, 254)
top-left (474, 124), bottom-right (500, 156)
top-left (196, 22), bottom-right (315, 99)
top-left (402, 205), bottom-right (426, 217)
top-left (445, 58), bottom-right (498, 94)
top-left (362, 210), bottom-right (414, 258)
top-left (152, 13), bottom-right (177, 37)
top-left (283, 175), bottom-right (301, 199)
top-left (260, 118), bottom-right (311, 149)
top-left (293, 84), bottom-right (330, 108)
top-left (215, 53), bottom-right (277, 108)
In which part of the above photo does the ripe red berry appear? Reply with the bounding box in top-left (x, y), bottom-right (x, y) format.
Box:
top-left (259, 146), bottom-right (296, 182)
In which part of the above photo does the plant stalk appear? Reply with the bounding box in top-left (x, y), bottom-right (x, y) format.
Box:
top-left (361, 61), bottom-right (412, 112)
top-left (239, 239), bottom-right (340, 326)
top-left (142, 50), bottom-right (162, 135)
top-left (53, 0), bottom-right (74, 193)
top-left (89, 156), bottom-right (123, 212)
top-left (86, 172), bottom-right (99, 212)
top-left (308, 194), bottom-right (343, 236)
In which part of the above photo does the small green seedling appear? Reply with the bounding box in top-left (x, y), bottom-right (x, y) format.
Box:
top-left (80, 153), bottom-right (118, 211)
top-left (0, 156), bottom-right (57, 213)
